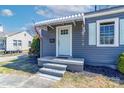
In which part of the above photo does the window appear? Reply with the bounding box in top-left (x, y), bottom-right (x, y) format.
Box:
top-left (28, 41), bottom-right (31, 47)
top-left (100, 22), bottom-right (114, 44)
top-left (18, 40), bottom-right (22, 46)
top-left (0, 40), bottom-right (4, 46)
top-left (13, 40), bottom-right (22, 46)
top-left (61, 29), bottom-right (68, 35)
top-left (97, 18), bottom-right (119, 47)
top-left (13, 40), bottom-right (17, 46)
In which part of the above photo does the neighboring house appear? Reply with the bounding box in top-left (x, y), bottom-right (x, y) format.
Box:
top-left (0, 29), bottom-right (33, 52)
top-left (35, 6), bottom-right (124, 71)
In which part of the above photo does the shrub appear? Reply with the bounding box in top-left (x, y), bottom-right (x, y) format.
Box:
top-left (118, 53), bottom-right (124, 74)
top-left (120, 53), bottom-right (124, 57)
top-left (29, 35), bottom-right (40, 57)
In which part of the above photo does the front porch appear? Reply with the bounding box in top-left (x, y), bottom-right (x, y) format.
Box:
top-left (38, 56), bottom-right (84, 72)
top-left (37, 21), bottom-right (85, 75)
top-left (36, 14), bottom-right (85, 80)
top-left (39, 21), bottom-right (84, 57)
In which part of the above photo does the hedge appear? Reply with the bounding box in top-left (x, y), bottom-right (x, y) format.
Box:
top-left (29, 35), bottom-right (40, 57)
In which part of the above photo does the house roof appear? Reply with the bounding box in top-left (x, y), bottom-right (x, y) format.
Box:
top-left (0, 32), bottom-right (7, 37)
top-left (84, 6), bottom-right (124, 18)
top-left (35, 13), bottom-right (84, 26)
top-left (0, 31), bottom-right (29, 38)
top-left (6, 31), bottom-right (22, 36)
top-left (85, 6), bottom-right (124, 15)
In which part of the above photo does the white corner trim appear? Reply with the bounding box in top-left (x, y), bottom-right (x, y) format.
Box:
top-left (56, 27), bottom-right (59, 57)
top-left (70, 25), bottom-right (72, 57)
top-left (56, 25), bottom-right (72, 57)
top-left (96, 18), bottom-right (119, 47)
top-left (85, 8), bottom-right (124, 18)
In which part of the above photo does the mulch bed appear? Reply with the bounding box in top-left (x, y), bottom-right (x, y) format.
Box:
top-left (27, 57), bottom-right (38, 64)
top-left (84, 65), bottom-right (124, 83)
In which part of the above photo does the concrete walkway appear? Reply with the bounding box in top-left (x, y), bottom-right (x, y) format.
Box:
top-left (0, 74), bottom-right (54, 88)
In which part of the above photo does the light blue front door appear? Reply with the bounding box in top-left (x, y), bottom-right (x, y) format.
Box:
top-left (58, 27), bottom-right (71, 56)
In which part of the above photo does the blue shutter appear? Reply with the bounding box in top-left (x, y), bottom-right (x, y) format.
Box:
top-left (89, 23), bottom-right (96, 45)
top-left (120, 19), bottom-right (124, 45)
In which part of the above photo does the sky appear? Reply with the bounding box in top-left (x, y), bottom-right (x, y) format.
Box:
top-left (0, 5), bottom-right (95, 32)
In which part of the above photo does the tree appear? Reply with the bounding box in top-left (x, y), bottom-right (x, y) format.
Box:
top-left (29, 35), bottom-right (40, 57)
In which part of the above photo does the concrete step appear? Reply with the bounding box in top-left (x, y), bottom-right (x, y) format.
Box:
top-left (43, 63), bottom-right (67, 70)
top-left (39, 67), bottom-right (65, 77)
top-left (37, 72), bottom-right (61, 81)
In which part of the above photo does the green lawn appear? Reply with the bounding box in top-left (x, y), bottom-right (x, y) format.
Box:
top-left (53, 72), bottom-right (124, 88)
top-left (0, 58), bottom-right (39, 76)
top-left (0, 53), bottom-right (24, 57)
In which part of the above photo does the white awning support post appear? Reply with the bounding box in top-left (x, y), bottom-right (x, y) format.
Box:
top-left (48, 25), bottom-right (54, 29)
top-left (35, 25), bottom-right (48, 38)
top-left (73, 21), bottom-right (76, 27)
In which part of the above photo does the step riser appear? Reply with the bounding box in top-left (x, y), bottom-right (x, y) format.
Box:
top-left (37, 72), bottom-right (61, 81)
top-left (43, 65), bottom-right (66, 71)
top-left (39, 69), bottom-right (64, 77)
top-left (38, 63), bottom-right (67, 80)
top-left (41, 61), bottom-right (66, 66)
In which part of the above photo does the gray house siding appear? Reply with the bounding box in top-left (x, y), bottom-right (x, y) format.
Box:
top-left (40, 22), bottom-right (84, 57)
top-left (82, 12), bottom-right (124, 68)
top-left (72, 22), bottom-right (84, 57)
top-left (41, 27), bottom-right (56, 57)
top-left (40, 12), bottom-right (124, 68)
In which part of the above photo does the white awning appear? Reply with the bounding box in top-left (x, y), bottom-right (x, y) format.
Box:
top-left (35, 13), bottom-right (84, 26)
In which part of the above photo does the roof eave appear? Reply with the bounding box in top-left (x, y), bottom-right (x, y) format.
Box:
top-left (85, 7), bottom-right (124, 18)
top-left (35, 18), bottom-right (83, 26)
top-left (35, 13), bottom-right (84, 26)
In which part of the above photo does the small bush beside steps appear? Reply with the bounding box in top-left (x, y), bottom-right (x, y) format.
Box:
top-left (118, 53), bottom-right (124, 74)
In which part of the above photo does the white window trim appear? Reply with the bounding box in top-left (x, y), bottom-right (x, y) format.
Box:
top-left (56, 25), bottom-right (72, 57)
top-left (96, 18), bottom-right (119, 47)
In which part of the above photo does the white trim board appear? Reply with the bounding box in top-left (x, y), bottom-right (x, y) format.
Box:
top-left (56, 25), bottom-right (72, 57)
top-left (96, 18), bottom-right (119, 47)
